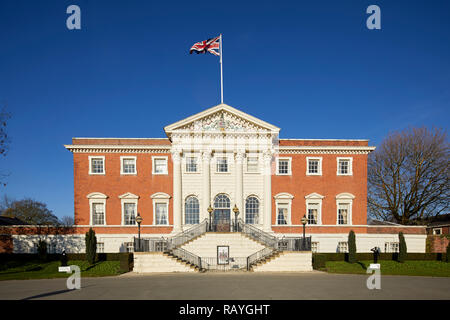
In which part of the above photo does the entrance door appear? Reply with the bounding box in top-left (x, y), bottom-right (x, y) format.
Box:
top-left (213, 194), bottom-right (231, 232)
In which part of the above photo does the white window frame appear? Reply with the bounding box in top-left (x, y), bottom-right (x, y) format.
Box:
top-left (120, 156), bottom-right (137, 175)
top-left (311, 242), bottom-right (319, 253)
top-left (215, 154), bottom-right (230, 174)
top-left (125, 242), bottom-right (134, 253)
top-left (337, 157), bottom-right (353, 176)
top-left (306, 157), bottom-right (322, 176)
top-left (89, 156), bottom-right (105, 175)
top-left (336, 193), bottom-right (355, 225)
top-left (305, 193), bottom-right (324, 225)
top-left (245, 154), bottom-right (260, 174)
top-left (338, 241), bottom-right (348, 253)
top-left (385, 242), bottom-right (399, 253)
top-left (119, 192), bottom-right (139, 226)
top-left (151, 192), bottom-right (171, 226)
top-left (276, 157), bottom-right (292, 176)
top-left (87, 192), bottom-right (107, 226)
top-left (433, 228), bottom-right (442, 235)
top-left (97, 242), bottom-right (105, 253)
top-left (273, 193), bottom-right (294, 225)
top-left (183, 154), bottom-right (200, 174)
top-left (152, 156), bottom-right (168, 175)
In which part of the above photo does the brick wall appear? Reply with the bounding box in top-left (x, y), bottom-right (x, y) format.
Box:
top-left (428, 235), bottom-right (450, 253)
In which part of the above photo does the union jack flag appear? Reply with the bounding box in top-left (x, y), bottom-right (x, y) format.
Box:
top-left (189, 36), bottom-right (220, 56)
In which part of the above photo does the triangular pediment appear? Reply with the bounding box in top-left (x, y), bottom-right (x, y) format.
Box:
top-left (164, 104), bottom-right (280, 137)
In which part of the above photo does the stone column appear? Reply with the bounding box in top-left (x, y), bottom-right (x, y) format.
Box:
top-left (172, 150), bottom-right (182, 234)
top-left (235, 151), bottom-right (244, 221)
top-left (263, 152), bottom-right (273, 232)
top-left (202, 150), bottom-right (211, 221)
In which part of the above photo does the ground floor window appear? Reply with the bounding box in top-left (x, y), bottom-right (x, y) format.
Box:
top-left (125, 242), bottom-right (134, 253)
top-left (385, 242), bottom-right (399, 253)
top-left (97, 242), bottom-right (104, 253)
top-left (311, 242), bottom-right (319, 253)
top-left (277, 204), bottom-right (289, 225)
top-left (337, 241), bottom-right (348, 253)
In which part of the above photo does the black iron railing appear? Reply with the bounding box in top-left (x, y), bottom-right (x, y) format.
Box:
top-left (134, 237), bottom-right (168, 252)
top-left (238, 219), bottom-right (278, 249)
top-left (247, 247), bottom-right (276, 270)
top-left (276, 237), bottom-right (312, 251)
top-left (201, 257), bottom-right (247, 271)
top-left (167, 219), bottom-right (209, 250)
top-left (171, 247), bottom-right (203, 270)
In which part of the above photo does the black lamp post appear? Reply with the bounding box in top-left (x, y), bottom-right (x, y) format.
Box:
top-left (301, 215), bottom-right (308, 249)
top-left (207, 205), bottom-right (214, 232)
top-left (135, 212), bottom-right (143, 251)
top-left (233, 204), bottom-right (239, 232)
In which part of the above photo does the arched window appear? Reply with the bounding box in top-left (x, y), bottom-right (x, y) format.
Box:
top-left (245, 196), bottom-right (259, 224)
top-left (214, 194), bottom-right (230, 209)
top-left (185, 196), bottom-right (200, 224)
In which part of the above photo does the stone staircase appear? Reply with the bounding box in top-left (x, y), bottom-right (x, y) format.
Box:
top-left (251, 251), bottom-right (313, 272)
top-left (133, 252), bottom-right (197, 273)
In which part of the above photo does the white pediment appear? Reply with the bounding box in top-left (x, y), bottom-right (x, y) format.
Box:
top-left (164, 104), bottom-right (280, 138)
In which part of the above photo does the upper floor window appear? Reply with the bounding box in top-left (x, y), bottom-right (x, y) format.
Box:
top-left (152, 156), bottom-right (168, 175)
top-left (92, 203), bottom-right (105, 225)
top-left (89, 156), bottom-right (105, 175)
top-left (186, 157), bottom-right (198, 173)
top-left (216, 157), bottom-right (228, 173)
top-left (121, 156), bottom-right (137, 175)
top-left (245, 196), bottom-right (259, 224)
top-left (337, 203), bottom-right (349, 225)
top-left (185, 196), bottom-right (200, 224)
top-left (155, 203), bottom-right (168, 225)
top-left (246, 157), bottom-right (259, 173)
top-left (307, 157), bottom-right (322, 175)
top-left (307, 203), bottom-right (319, 225)
top-left (337, 157), bottom-right (353, 176)
top-left (276, 158), bottom-right (291, 175)
top-left (336, 193), bottom-right (355, 225)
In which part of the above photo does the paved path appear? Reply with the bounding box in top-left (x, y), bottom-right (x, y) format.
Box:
top-left (0, 272), bottom-right (449, 300)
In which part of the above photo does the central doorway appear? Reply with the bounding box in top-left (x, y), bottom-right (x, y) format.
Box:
top-left (213, 194), bottom-right (231, 232)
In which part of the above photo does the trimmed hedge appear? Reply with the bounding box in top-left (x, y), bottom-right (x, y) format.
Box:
top-left (0, 252), bottom-right (134, 271)
top-left (312, 252), bottom-right (448, 269)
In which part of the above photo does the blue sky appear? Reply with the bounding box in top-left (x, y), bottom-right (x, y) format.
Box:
top-left (0, 0), bottom-right (449, 219)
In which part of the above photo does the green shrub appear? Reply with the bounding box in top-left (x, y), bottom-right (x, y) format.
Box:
top-left (312, 254), bottom-right (327, 270)
top-left (398, 232), bottom-right (407, 263)
top-left (347, 230), bottom-right (357, 263)
top-left (37, 240), bottom-right (47, 261)
top-left (85, 228), bottom-right (97, 265)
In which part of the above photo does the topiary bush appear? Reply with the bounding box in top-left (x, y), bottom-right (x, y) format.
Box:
top-left (312, 254), bottom-right (327, 270)
top-left (37, 240), bottom-right (47, 262)
top-left (398, 232), bottom-right (407, 263)
top-left (347, 230), bottom-right (357, 263)
top-left (85, 228), bottom-right (97, 265)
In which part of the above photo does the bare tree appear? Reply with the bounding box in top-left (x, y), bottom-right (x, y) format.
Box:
top-left (368, 127), bottom-right (449, 224)
top-left (0, 107), bottom-right (11, 186)
top-left (59, 215), bottom-right (75, 227)
top-left (1, 198), bottom-right (59, 225)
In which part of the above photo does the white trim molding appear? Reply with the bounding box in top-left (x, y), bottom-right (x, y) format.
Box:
top-left (88, 156), bottom-right (105, 175)
top-left (87, 192), bottom-right (108, 226)
top-left (306, 157), bottom-right (322, 176)
top-left (337, 157), bottom-right (353, 176)
top-left (120, 156), bottom-right (137, 175)
top-left (336, 193), bottom-right (355, 225)
top-left (278, 146), bottom-right (376, 155)
top-left (65, 145), bottom-right (171, 153)
top-left (305, 193), bottom-right (324, 225)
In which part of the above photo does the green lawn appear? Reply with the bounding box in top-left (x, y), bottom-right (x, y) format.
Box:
top-left (325, 260), bottom-right (450, 277)
top-left (0, 260), bottom-right (123, 281)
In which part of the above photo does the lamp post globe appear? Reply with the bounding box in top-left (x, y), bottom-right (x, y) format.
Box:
top-left (135, 213), bottom-right (143, 251)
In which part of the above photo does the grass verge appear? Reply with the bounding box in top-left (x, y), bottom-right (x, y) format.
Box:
top-left (325, 260), bottom-right (450, 277)
top-left (0, 260), bottom-right (123, 281)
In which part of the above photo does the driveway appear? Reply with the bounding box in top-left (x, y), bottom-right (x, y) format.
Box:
top-left (0, 272), bottom-right (449, 300)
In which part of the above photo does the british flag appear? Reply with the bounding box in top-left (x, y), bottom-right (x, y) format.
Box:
top-left (189, 36), bottom-right (220, 56)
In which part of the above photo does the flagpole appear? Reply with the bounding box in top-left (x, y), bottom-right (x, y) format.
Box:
top-left (220, 34), bottom-right (223, 104)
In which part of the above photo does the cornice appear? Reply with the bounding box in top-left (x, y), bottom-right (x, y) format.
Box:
top-left (64, 145), bottom-right (171, 153)
top-left (277, 146), bottom-right (376, 155)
